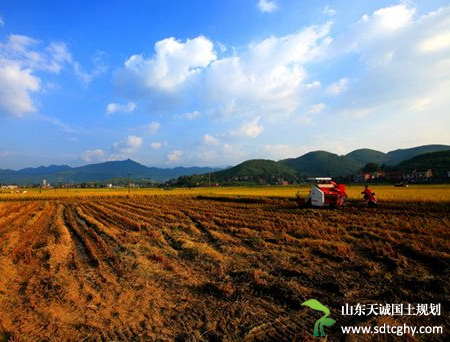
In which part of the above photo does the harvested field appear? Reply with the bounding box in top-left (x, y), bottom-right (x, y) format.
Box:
top-left (0, 195), bottom-right (448, 341)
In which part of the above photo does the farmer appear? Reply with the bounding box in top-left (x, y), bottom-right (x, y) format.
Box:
top-left (361, 185), bottom-right (372, 200)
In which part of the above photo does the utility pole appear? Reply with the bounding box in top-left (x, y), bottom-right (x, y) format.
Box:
top-left (128, 172), bottom-right (131, 195)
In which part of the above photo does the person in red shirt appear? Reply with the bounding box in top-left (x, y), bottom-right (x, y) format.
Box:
top-left (361, 185), bottom-right (372, 200)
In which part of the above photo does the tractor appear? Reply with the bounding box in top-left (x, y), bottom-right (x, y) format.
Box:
top-left (297, 177), bottom-right (347, 209)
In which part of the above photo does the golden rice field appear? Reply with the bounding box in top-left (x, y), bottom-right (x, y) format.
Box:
top-left (0, 186), bottom-right (448, 340)
top-left (1, 184), bottom-right (450, 202)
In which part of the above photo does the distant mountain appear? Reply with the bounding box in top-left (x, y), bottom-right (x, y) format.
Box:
top-left (281, 151), bottom-right (362, 177)
top-left (17, 165), bottom-right (72, 175)
top-left (386, 145), bottom-right (450, 166)
top-left (57, 159), bottom-right (152, 182)
top-left (0, 159), bottom-right (222, 184)
top-left (346, 149), bottom-right (390, 166)
top-left (56, 160), bottom-right (223, 183)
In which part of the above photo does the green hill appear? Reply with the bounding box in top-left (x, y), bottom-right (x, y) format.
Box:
top-left (346, 149), bottom-right (389, 166)
top-left (281, 151), bottom-right (362, 177)
top-left (210, 159), bottom-right (297, 183)
top-left (394, 150), bottom-right (450, 177)
top-left (386, 145), bottom-right (450, 165)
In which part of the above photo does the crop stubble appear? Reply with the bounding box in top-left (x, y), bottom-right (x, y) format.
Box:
top-left (0, 196), bottom-right (448, 341)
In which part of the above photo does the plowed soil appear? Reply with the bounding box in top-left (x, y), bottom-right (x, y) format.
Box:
top-left (0, 196), bottom-right (448, 341)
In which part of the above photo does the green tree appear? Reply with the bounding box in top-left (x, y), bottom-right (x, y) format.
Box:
top-left (362, 162), bottom-right (380, 173)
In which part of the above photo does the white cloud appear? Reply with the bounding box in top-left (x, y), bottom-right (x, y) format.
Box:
top-left (39, 115), bottom-right (80, 134)
top-left (305, 81), bottom-right (321, 89)
top-left (234, 117), bottom-right (264, 138)
top-left (203, 24), bottom-right (331, 117)
top-left (326, 78), bottom-right (348, 96)
top-left (0, 60), bottom-right (40, 116)
top-left (330, 4), bottom-right (450, 139)
top-left (418, 31), bottom-right (450, 53)
top-left (150, 142), bottom-right (162, 149)
top-left (81, 149), bottom-right (106, 163)
top-left (409, 97), bottom-right (431, 111)
top-left (307, 103), bottom-right (326, 114)
top-left (4, 37), bottom-right (72, 73)
top-left (145, 121), bottom-right (161, 134)
top-left (115, 36), bottom-right (216, 98)
top-left (204, 134), bottom-right (219, 145)
top-left (340, 107), bottom-right (372, 118)
top-left (0, 34), bottom-right (105, 117)
top-left (73, 50), bottom-right (108, 84)
top-left (323, 5), bottom-right (337, 17)
top-left (167, 149), bottom-right (183, 162)
top-left (116, 25), bottom-right (331, 118)
top-left (113, 135), bottom-right (143, 154)
top-left (175, 110), bottom-right (201, 120)
top-left (106, 101), bottom-right (136, 114)
top-left (0, 14), bottom-right (4, 27)
top-left (368, 4), bottom-right (415, 32)
top-left (258, 0), bottom-right (278, 13)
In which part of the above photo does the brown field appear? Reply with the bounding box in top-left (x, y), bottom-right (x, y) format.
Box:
top-left (0, 194), bottom-right (448, 341)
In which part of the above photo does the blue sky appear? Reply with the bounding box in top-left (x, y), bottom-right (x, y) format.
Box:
top-left (0, 0), bottom-right (449, 169)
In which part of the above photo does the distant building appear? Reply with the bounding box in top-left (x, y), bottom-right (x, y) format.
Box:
top-left (385, 171), bottom-right (404, 181)
top-left (354, 173), bottom-right (371, 183)
top-left (410, 169), bottom-right (433, 183)
top-left (1, 185), bottom-right (18, 190)
top-left (276, 178), bottom-right (289, 186)
top-left (42, 180), bottom-right (47, 186)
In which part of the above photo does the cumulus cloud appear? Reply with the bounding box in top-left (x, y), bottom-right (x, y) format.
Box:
top-left (203, 134), bottom-right (219, 145)
top-left (0, 60), bottom-right (40, 116)
top-left (150, 142), bottom-right (162, 149)
top-left (234, 117), bottom-right (264, 138)
top-left (323, 5), bottom-right (337, 17)
top-left (307, 103), bottom-right (326, 114)
top-left (257, 0), bottom-right (278, 13)
top-left (0, 34), bottom-right (105, 117)
top-left (115, 36), bottom-right (216, 100)
top-left (81, 149), bottom-right (106, 163)
top-left (145, 121), bottom-right (161, 134)
top-left (167, 149), bottom-right (183, 162)
top-left (418, 31), bottom-right (450, 53)
top-left (106, 101), bottom-right (136, 114)
top-left (326, 78), bottom-right (348, 96)
top-left (363, 4), bottom-right (415, 32)
top-left (113, 135), bottom-right (143, 154)
top-left (115, 25), bottom-right (331, 117)
top-left (203, 25), bottom-right (331, 118)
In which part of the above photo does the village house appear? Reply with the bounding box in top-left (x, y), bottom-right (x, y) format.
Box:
top-left (1, 185), bottom-right (18, 190)
top-left (354, 169), bottom-right (433, 183)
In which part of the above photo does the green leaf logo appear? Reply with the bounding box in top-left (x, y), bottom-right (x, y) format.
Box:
top-left (302, 299), bottom-right (336, 337)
